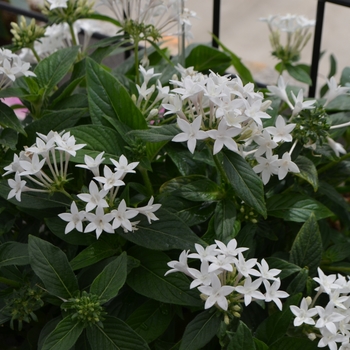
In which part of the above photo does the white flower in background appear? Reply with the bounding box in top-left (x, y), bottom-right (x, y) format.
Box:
top-left (290, 89), bottom-right (316, 117)
top-left (327, 137), bottom-right (347, 157)
top-left (165, 250), bottom-right (193, 277)
top-left (188, 243), bottom-right (218, 262)
top-left (47, 0), bottom-right (68, 10)
top-left (58, 201), bottom-right (85, 234)
top-left (267, 76), bottom-right (293, 109)
top-left (324, 77), bottom-right (350, 106)
top-left (172, 115), bottom-right (207, 154)
top-left (254, 130), bottom-right (278, 157)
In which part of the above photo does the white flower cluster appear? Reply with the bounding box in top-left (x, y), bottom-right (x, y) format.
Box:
top-left (59, 152), bottom-right (161, 238)
top-left (291, 268), bottom-right (350, 350)
top-left (165, 239), bottom-right (289, 313)
top-left (99, 0), bottom-right (196, 39)
top-left (0, 48), bottom-right (35, 89)
top-left (260, 14), bottom-right (315, 33)
top-left (164, 67), bottom-right (303, 184)
top-left (4, 131), bottom-right (86, 201)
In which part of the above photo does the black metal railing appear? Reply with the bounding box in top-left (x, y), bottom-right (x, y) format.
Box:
top-left (309, 0), bottom-right (350, 97)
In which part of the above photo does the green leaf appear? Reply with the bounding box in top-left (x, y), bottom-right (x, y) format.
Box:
top-left (286, 268), bottom-right (309, 294)
top-left (325, 95), bottom-right (350, 111)
top-left (254, 339), bottom-right (269, 350)
top-left (294, 156), bottom-right (318, 191)
top-left (285, 63), bottom-right (312, 85)
top-left (129, 125), bottom-right (179, 142)
top-left (35, 46), bottom-right (80, 97)
top-left (68, 124), bottom-right (125, 156)
top-left (323, 243), bottom-right (350, 263)
top-left (340, 66), bottom-right (350, 86)
top-left (212, 34), bottom-right (254, 85)
top-left (179, 310), bottom-right (221, 350)
top-left (42, 315), bottom-right (84, 350)
top-left (87, 316), bottom-right (150, 350)
top-left (127, 246), bottom-right (202, 307)
top-left (177, 178), bottom-right (223, 202)
top-left (255, 294), bottom-right (302, 346)
top-left (90, 252), bottom-right (127, 303)
top-left (266, 193), bottom-right (333, 222)
top-left (117, 208), bottom-right (204, 251)
top-left (214, 198), bottom-right (237, 242)
top-left (0, 101), bottom-right (26, 135)
top-left (70, 240), bottom-right (118, 270)
top-left (222, 151), bottom-right (266, 217)
top-left (290, 214), bottom-right (323, 275)
top-left (185, 44), bottom-right (231, 74)
top-left (0, 242), bottom-right (28, 267)
top-left (126, 300), bottom-right (173, 343)
top-left (85, 57), bottom-right (147, 129)
top-left (28, 235), bottom-right (79, 299)
top-left (269, 337), bottom-right (318, 350)
top-left (227, 321), bottom-right (255, 350)
top-left (265, 257), bottom-right (301, 280)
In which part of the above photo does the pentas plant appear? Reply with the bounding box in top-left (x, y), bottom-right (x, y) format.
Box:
top-left (166, 239), bottom-right (289, 315)
top-left (291, 268), bottom-right (350, 350)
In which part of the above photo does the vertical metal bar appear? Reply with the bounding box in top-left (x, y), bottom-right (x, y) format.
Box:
top-left (212, 0), bottom-right (221, 47)
top-left (309, 0), bottom-right (326, 97)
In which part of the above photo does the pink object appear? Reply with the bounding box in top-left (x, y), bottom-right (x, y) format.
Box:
top-left (1, 97), bottom-right (29, 120)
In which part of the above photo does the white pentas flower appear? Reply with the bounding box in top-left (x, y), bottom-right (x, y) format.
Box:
top-left (172, 115), bottom-right (207, 154)
top-left (7, 172), bottom-right (27, 202)
top-left (265, 115), bottom-right (296, 143)
top-left (324, 76), bottom-right (350, 107)
top-left (47, 0), bottom-right (68, 10)
top-left (77, 180), bottom-right (109, 212)
top-left (165, 239), bottom-right (288, 314)
top-left (58, 202), bottom-right (85, 234)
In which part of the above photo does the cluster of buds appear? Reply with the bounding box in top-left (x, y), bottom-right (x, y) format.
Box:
top-left (260, 14), bottom-right (315, 64)
top-left (3, 284), bottom-right (45, 331)
top-left (42, 0), bottom-right (95, 25)
top-left (291, 268), bottom-right (350, 350)
top-left (0, 48), bottom-right (36, 89)
top-left (165, 239), bottom-right (289, 316)
top-left (62, 291), bottom-right (106, 327)
top-left (59, 152), bottom-right (161, 239)
top-left (10, 16), bottom-right (45, 51)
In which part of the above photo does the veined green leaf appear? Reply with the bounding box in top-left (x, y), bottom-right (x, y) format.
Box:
top-left (87, 316), bottom-right (150, 350)
top-left (0, 101), bottom-right (26, 136)
top-left (227, 321), bottom-right (255, 350)
top-left (28, 235), bottom-right (79, 299)
top-left (214, 198), bottom-right (237, 241)
top-left (222, 151), bottom-right (266, 217)
top-left (290, 214), bottom-right (322, 275)
top-left (127, 246), bottom-right (202, 307)
top-left (41, 316), bottom-right (84, 350)
top-left (179, 310), bottom-right (221, 350)
top-left (0, 242), bottom-right (28, 267)
top-left (294, 156), bottom-right (318, 191)
top-left (285, 63), bottom-right (312, 85)
top-left (90, 252), bottom-right (127, 303)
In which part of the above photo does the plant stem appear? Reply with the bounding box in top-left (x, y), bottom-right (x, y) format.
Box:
top-left (134, 37), bottom-right (140, 85)
top-left (318, 152), bottom-right (350, 174)
top-left (0, 277), bottom-right (21, 288)
top-left (30, 45), bottom-right (41, 63)
top-left (139, 166), bottom-right (153, 196)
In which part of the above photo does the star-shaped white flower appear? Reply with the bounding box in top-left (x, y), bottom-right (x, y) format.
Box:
top-left (111, 199), bottom-right (138, 232)
top-left (110, 155), bottom-right (139, 175)
top-left (278, 152), bottom-right (300, 180)
top-left (290, 297), bottom-right (317, 326)
top-left (265, 115), bottom-right (296, 143)
top-left (172, 115), bottom-right (207, 154)
top-left (94, 165), bottom-right (125, 191)
top-left (263, 279), bottom-right (289, 310)
top-left (324, 77), bottom-right (350, 106)
top-left (85, 206), bottom-right (114, 239)
top-left (7, 172), bottom-right (27, 202)
top-left (58, 201), bottom-right (85, 234)
top-left (253, 155), bottom-right (279, 184)
top-left (198, 274), bottom-right (235, 311)
top-left (76, 152), bottom-right (105, 177)
top-left (135, 196), bottom-right (161, 224)
top-left (290, 89), bottom-right (316, 117)
top-left (235, 276), bottom-right (265, 306)
top-left (207, 119), bottom-right (241, 154)
top-left (77, 180), bottom-right (108, 212)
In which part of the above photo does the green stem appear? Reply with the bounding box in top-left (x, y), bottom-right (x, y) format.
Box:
top-left (133, 37), bottom-right (140, 85)
top-left (139, 166), bottom-right (153, 196)
top-left (30, 45), bottom-right (41, 62)
top-left (318, 152), bottom-right (350, 175)
top-left (0, 277), bottom-right (21, 288)
top-left (69, 23), bottom-right (78, 46)
top-left (213, 153), bottom-right (229, 185)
